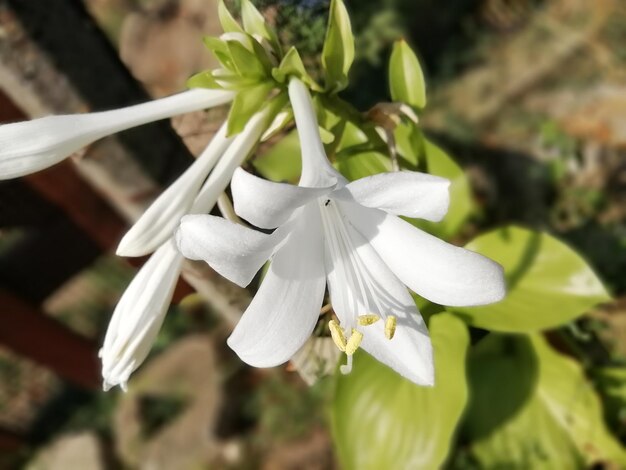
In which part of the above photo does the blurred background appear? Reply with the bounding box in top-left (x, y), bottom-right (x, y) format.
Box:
top-left (0, 0), bottom-right (625, 468)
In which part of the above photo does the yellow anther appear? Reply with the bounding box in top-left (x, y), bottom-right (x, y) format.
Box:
top-left (345, 329), bottom-right (364, 356)
top-left (385, 316), bottom-right (397, 340)
top-left (358, 314), bottom-right (381, 326)
top-left (328, 320), bottom-right (347, 352)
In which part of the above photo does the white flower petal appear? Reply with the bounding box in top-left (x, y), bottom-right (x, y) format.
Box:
top-left (177, 214), bottom-right (288, 287)
top-left (0, 89), bottom-right (234, 180)
top-left (345, 202), bottom-right (506, 307)
top-left (100, 240), bottom-right (183, 390)
top-left (190, 109), bottom-right (268, 214)
top-left (321, 203), bottom-right (433, 385)
top-left (227, 204), bottom-right (326, 367)
top-left (117, 123), bottom-right (233, 257)
top-left (231, 168), bottom-right (335, 229)
top-left (332, 171), bottom-right (450, 221)
top-left (288, 78), bottom-right (343, 187)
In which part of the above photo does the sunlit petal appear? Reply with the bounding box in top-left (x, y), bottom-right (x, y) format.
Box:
top-left (288, 78), bottom-right (343, 187)
top-left (177, 214), bottom-right (289, 287)
top-left (232, 167), bottom-right (335, 229)
top-left (346, 202), bottom-right (506, 307)
top-left (227, 204), bottom-right (326, 367)
top-left (0, 89), bottom-right (234, 179)
top-left (321, 201), bottom-right (433, 385)
top-left (332, 171), bottom-right (450, 221)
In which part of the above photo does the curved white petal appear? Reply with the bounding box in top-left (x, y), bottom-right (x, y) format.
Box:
top-left (232, 167), bottom-right (335, 229)
top-left (100, 240), bottom-right (183, 391)
top-left (176, 214), bottom-right (288, 287)
top-left (190, 109), bottom-right (268, 214)
top-left (227, 204), bottom-right (326, 367)
top-left (332, 171), bottom-right (450, 221)
top-left (0, 89), bottom-right (234, 180)
top-left (288, 78), bottom-right (343, 188)
top-left (345, 202), bottom-right (506, 307)
top-left (117, 123), bottom-right (233, 257)
top-left (321, 202), bottom-right (433, 385)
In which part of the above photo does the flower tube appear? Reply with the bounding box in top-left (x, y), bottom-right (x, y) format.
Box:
top-left (0, 88), bottom-right (234, 179)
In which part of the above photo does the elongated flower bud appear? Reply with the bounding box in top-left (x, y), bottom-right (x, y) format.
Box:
top-left (0, 89), bottom-right (234, 180)
top-left (116, 123), bottom-right (233, 257)
top-left (101, 108), bottom-right (271, 390)
top-left (100, 240), bottom-right (184, 391)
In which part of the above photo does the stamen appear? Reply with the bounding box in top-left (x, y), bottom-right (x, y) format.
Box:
top-left (328, 320), bottom-right (347, 352)
top-left (340, 355), bottom-right (353, 375)
top-left (358, 314), bottom-right (381, 326)
top-left (385, 316), bottom-right (397, 340)
top-left (345, 329), bottom-right (364, 355)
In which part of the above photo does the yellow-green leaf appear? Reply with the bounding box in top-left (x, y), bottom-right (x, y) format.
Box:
top-left (331, 313), bottom-right (469, 469)
top-left (454, 226), bottom-right (611, 332)
top-left (409, 138), bottom-right (473, 240)
top-left (466, 333), bottom-right (626, 468)
top-left (240, 0), bottom-right (281, 54)
top-left (226, 40), bottom-right (267, 78)
top-left (272, 47), bottom-right (321, 91)
top-left (335, 150), bottom-right (391, 181)
top-left (226, 81), bottom-right (274, 135)
top-left (218, 0), bottom-right (243, 33)
top-left (253, 129), bottom-right (302, 183)
top-left (186, 70), bottom-right (221, 90)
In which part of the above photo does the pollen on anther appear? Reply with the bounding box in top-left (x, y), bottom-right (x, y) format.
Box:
top-left (385, 316), bottom-right (397, 340)
top-left (358, 314), bottom-right (380, 326)
top-left (328, 320), bottom-right (347, 352)
top-left (345, 329), bottom-right (363, 355)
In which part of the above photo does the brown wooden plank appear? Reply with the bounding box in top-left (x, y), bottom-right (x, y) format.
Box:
top-left (0, 290), bottom-right (100, 390)
top-left (24, 162), bottom-right (127, 251)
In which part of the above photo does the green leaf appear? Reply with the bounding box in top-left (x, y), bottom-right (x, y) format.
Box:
top-left (331, 313), bottom-right (469, 469)
top-left (226, 40), bottom-right (267, 78)
top-left (218, 0), bottom-right (243, 33)
top-left (272, 47), bottom-right (321, 91)
top-left (466, 333), bottom-right (626, 468)
top-left (226, 81), bottom-right (274, 135)
top-left (203, 36), bottom-right (236, 71)
top-left (393, 120), bottom-right (422, 167)
top-left (594, 367), bottom-right (626, 437)
top-left (388, 40), bottom-right (426, 109)
top-left (453, 226), bottom-right (611, 332)
top-left (335, 150), bottom-right (391, 181)
top-left (186, 70), bottom-right (221, 90)
top-left (253, 129), bottom-right (302, 183)
top-left (322, 0), bottom-right (354, 92)
top-left (464, 334), bottom-right (539, 441)
top-left (410, 139), bottom-right (474, 240)
top-left (336, 121), bottom-right (368, 150)
top-left (240, 0), bottom-right (281, 54)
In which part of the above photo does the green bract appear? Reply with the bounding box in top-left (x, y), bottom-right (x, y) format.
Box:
top-left (389, 39), bottom-right (427, 110)
top-left (321, 0), bottom-right (355, 92)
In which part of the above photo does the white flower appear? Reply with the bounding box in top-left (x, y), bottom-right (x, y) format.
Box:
top-left (99, 108), bottom-right (272, 390)
top-left (0, 88), bottom-right (234, 180)
top-left (176, 79), bottom-right (506, 386)
top-left (100, 239), bottom-right (183, 392)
